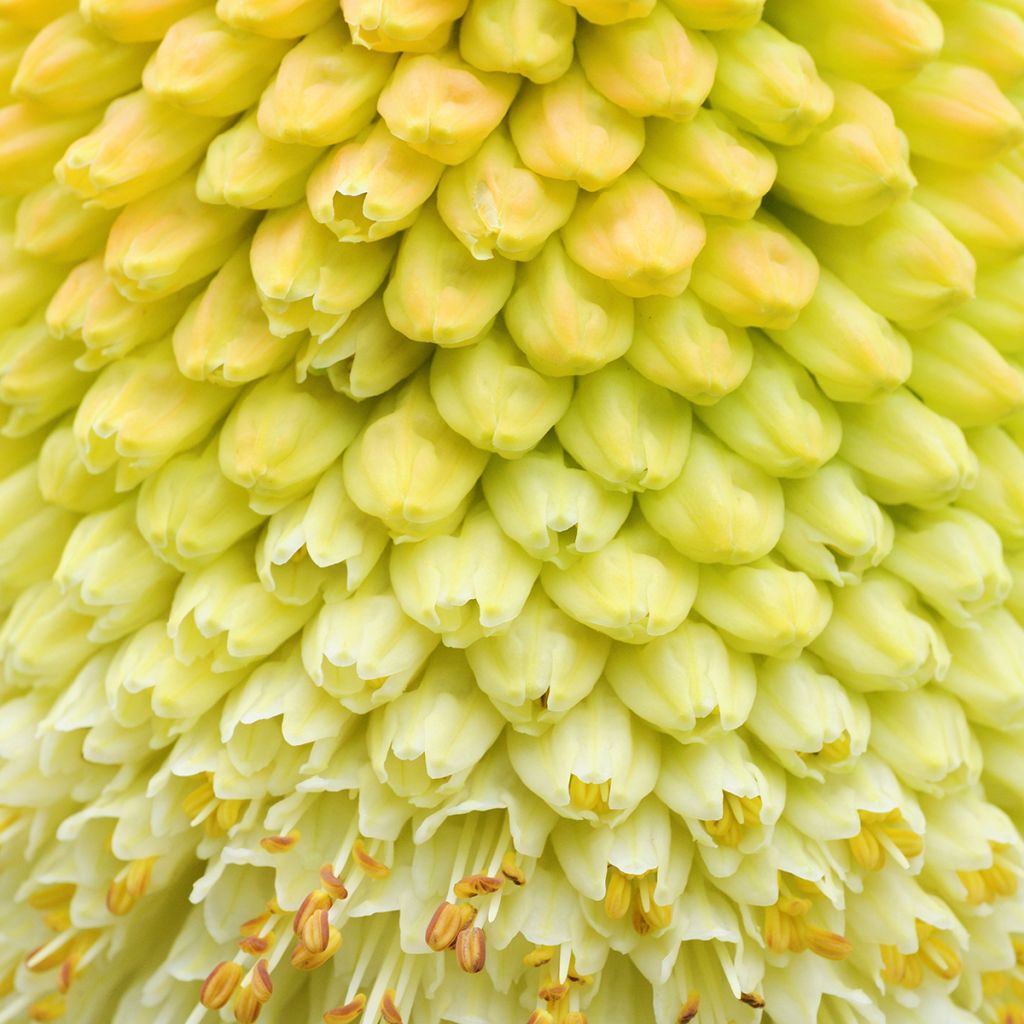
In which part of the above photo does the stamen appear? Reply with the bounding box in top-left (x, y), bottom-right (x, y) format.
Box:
top-left (319, 864), bottom-right (349, 900)
top-left (568, 776), bottom-right (611, 814)
top-left (527, 1012), bottom-right (555, 1024)
top-left (538, 982), bottom-right (570, 1003)
top-left (260, 830), bottom-right (301, 854)
top-left (28, 995), bottom-right (66, 1021)
top-left (28, 885), bottom-right (76, 910)
top-left (106, 857), bottom-right (157, 916)
top-left (352, 838), bottom-right (391, 879)
top-left (238, 934), bottom-right (272, 955)
top-left (703, 794), bottom-right (762, 848)
top-left (741, 991), bottom-right (765, 1008)
top-left (293, 890), bottom-right (333, 935)
top-left (524, 946), bottom-right (555, 968)
top-left (380, 988), bottom-right (404, 1024)
top-left (252, 959), bottom-right (273, 1003)
top-left (301, 909), bottom-right (333, 955)
top-left (604, 869), bottom-right (632, 920)
top-left (424, 901), bottom-right (465, 951)
top-left (290, 927), bottom-right (342, 971)
top-left (500, 852), bottom-right (527, 886)
top-left (232, 985), bottom-right (263, 1024)
top-left (455, 927), bottom-right (486, 974)
top-left (323, 994), bottom-right (367, 1023)
top-left (200, 961), bottom-right (244, 1010)
top-left (453, 874), bottom-right (504, 898)
top-left (677, 992), bottom-right (700, 1023)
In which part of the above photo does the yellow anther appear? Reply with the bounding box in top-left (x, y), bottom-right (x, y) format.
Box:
top-left (300, 909), bottom-right (333, 955)
top-left (323, 994), bottom-right (367, 1023)
top-left (251, 959), bottom-right (273, 1003)
top-left (260, 830), bottom-right (301, 854)
top-left (319, 865), bottom-right (348, 900)
top-left (741, 991), bottom-right (766, 1008)
top-left (380, 988), bottom-right (404, 1024)
top-left (238, 934), bottom-right (271, 956)
top-left (352, 838), bottom-right (391, 879)
top-left (232, 984), bottom-right (263, 1024)
top-left (200, 961), bottom-right (245, 1010)
top-left (293, 890), bottom-right (334, 936)
top-left (568, 775), bottom-right (611, 813)
top-left (806, 927), bottom-right (854, 961)
top-left (425, 901), bottom-right (466, 951)
top-left (633, 875), bottom-right (673, 932)
top-left (214, 799), bottom-right (245, 834)
top-left (181, 777), bottom-right (216, 820)
top-left (500, 853), bottom-right (527, 886)
top-left (677, 992), bottom-right (700, 1023)
top-left (455, 926), bottom-right (486, 974)
top-left (27, 884), bottom-right (76, 911)
top-left (290, 927), bottom-right (341, 970)
top-left (564, 1014), bottom-right (588, 1024)
top-left (850, 809), bottom-right (922, 870)
top-left (453, 874), bottom-right (504, 898)
top-left (538, 982), bottom-right (570, 1003)
top-left (56, 957), bottom-right (75, 994)
top-left (28, 995), bottom-right (66, 1021)
top-left (527, 1012), bottom-right (555, 1024)
top-left (43, 909), bottom-right (72, 933)
top-left (524, 945), bottom-right (554, 968)
top-left (240, 911), bottom-right (273, 938)
top-left (703, 794), bottom-right (763, 847)
top-left (604, 869), bottom-right (632, 920)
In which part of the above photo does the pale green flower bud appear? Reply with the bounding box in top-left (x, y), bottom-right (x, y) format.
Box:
top-left (809, 569), bottom-right (949, 691)
top-left (940, 0), bottom-right (1024, 89)
top-left (837, 387), bottom-right (978, 507)
top-left (435, 126), bottom-right (577, 262)
top-left (776, 460), bottom-right (894, 586)
top-left (74, 342), bottom-right (237, 489)
top-left (305, 121), bottom-right (443, 243)
top-left (466, 587), bottom-right (609, 732)
top-left (639, 427), bottom-right (783, 564)
top-left (459, 0), bottom-right (575, 84)
top-left (142, 9), bottom-right (289, 118)
top-left (219, 370), bottom-right (365, 515)
top-left (560, 168), bottom-right (706, 298)
top-left (694, 556), bottom-right (832, 658)
top-left (341, 0), bottom-right (466, 51)
top-left (508, 63), bottom-right (645, 192)
top-left (541, 512), bottom-right (699, 643)
top-left (14, 180), bottom-right (116, 263)
top-left (883, 62), bottom-right (1024, 168)
top-left (765, 0), bottom-right (943, 90)
top-left (503, 233), bottom-right (634, 376)
top-left (557, 0), bottom-right (655, 24)
top-left (627, 292), bottom-right (752, 404)
top-left (215, 0), bottom-right (335, 38)
top-left (81, 0), bottom-right (207, 42)
top-left (689, 212), bottom-right (820, 329)
top-left (343, 372), bottom-right (490, 540)
top-left (885, 507), bottom-right (1010, 627)
top-left (55, 498), bottom-right (179, 643)
top-left (1009, 548), bottom-right (1024, 621)
top-left (787, 201), bottom-right (976, 330)
top-left (168, 543), bottom-right (319, 671)
top-left (377, 47), bottom-right (519, 165)
top-left (555, 360), bottom-right (692, 492)
top-left (507, 685), bottom-right (660, 824)
top-left (955, 425), bottom-right (1024, 545)
top-left (249, 201), bottom-right (397, 338)
top-left (695, 336), bottom-right (841, 479)
top-left (429, 326), bottom-right (572, 457)
top-left (638, 108), bottom-right (776, 220)
top-left (390, 503), bottom-right (540, 647)
top-left (172, 246), bottom-right (301, 386)
top-left (912, 157), bottom-right (1024, 267)
top-left (904, 317), bottom-right (1024, 428)
top-left (104, 174), bottom-right (255, 301)
top-left (136, 442), bottom-right (263, 570)
top-left (868, 689), bottom-right (981, 795)
top-left (256, 21), bottom-right (395, 147)
top-left (574, 5), bottom-right (717, 121)
top-left (765, 268), bottom-right (912, 403)
top-left (38, 419), bottom-right (119, 513)
top-left (662, 0), bottom-right (762, 29)
top-left (295, 292), bottom-right (430, 400)
top-left (12, 11), bottom-right (150, 113)
top-left (708, 22), bottom-right (834, 146)
top-left (482, 435), bottom-right (632, 566)
top-left (747, 655), bottom-right (869, 779)
top-left (196, 112), bottom-right (323, 211)
top-left (382, 203), bottom-right (515, 346)
top-left (0, 102), bottom-right (96, 194)
top-left (0, 228), bottom-right (65, 329)
top-left (57, 91), bottom-right (227, 208)
top-left (605, 619), bottom-right (756, 740)
top-left (957, 255), bottom-right (1024, 354)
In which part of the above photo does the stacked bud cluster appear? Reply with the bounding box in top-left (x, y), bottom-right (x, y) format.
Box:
top-left (2, 0), bottom-right (1024, 1021)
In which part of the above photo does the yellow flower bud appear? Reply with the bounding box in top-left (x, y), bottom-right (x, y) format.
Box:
top-left (135, 443), bottom-right (266, 570)
top-left (574, 5), bottom-right (717, 121)
top-left (557, 0), bottom-right (654, 24)
top-left (638, 108), bottom-right (776, 220)
top-left (508, 63), bottom-right (645, 192)
top-left (838, 387), bottom-right (977, 508)
top-left (377, 46), bottom-right (519, 165)
top-left (435, 126), bottom-right (578, 262)
top-left (0, 229), bottom-right (65, 329)
top-left (429, 326), bottom-right (572, 457)
top-left (883, 62), bottom-right (1024, 168)
top-left (57, 91), bottom-right (227, 208)
top-left (341, 0), bottom-right (466, 51)
top-left (904, 318), bottom-right (1024, 428)
top-left (956, 256), bottom-right (1024, 355)
top-left (541, 512), bottom-right (699, 643)
top-left (940, 0), bottom-right (1024, 89)
top-left (12, 12), bottom-right (150, 114)
top-left (689, 211), bottom-right (819, 329)
top-left (80, 0), bottom-right (208, 42)
top-left (343, 372), bottom-right (490, 540)
top-left (789, 201), bottom-right (976, 330)
top-left (215, 0), bottom-right (335, 38)
top-left (74, 342), bottom-right (237, 489)
top-left (765, 0), bottom-right (943, 90)
top-left (172, 247), bottom-right (302, 386)
top-left (0, 426), bottom-right (41, 477)
top-left (459, 0), bottom-right (575, 84)
top-left (661, 0), bottom-right (762, 29)
top-left (219, 370), bottom-right (366, 514)
top-left (0, 0), bottom-right (76, 29)
top-left (14, 180), bottom-right (115, 263)
top-left (696, 337), bottom-right (840, 479)
top-left (766, 268), bottom-right (912, 403)
top-left (555, 360), bottom-right (692, 492)
top-left (256, 21), bottom-right (395, 147)
top-left (0, 101), bottom-right (97, 194)
top-left (708, 22), bottom-right (834, 146)
top-left (0, 22), bottom-right (33, 102)
top-left (1005, 549), bottom-right (1024, 621)
top-left (104, 174), bottom-right (255, 301)
top-left (481, 434), bottom-right (633, 565)
top-left (776, 461), bottom-right (894, 586)
top-left (142, 9), bottom-right (290, 118)
top-left (390, 504), bottom-right (540, 647)
top-left (956, 425), bottom-right (1024, 546)
top-left (38, 418), bottom-right (119, 513)
top-left (639, 427), bottom-right (784, 564)
top-left (809, 569), bottom-right (949, 691)
top-left (197, 111), bottom-right (323, 210)
top-left (627, 292), bottom-right (752, 404)
top-left (503, 234), bottom-right (634, 376)
top-left (560, 168), bottom-right (706, 298)
top-left (885, 507), bottom-right (1011, 627)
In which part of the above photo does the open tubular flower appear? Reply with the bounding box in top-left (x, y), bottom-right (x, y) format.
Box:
top-left (3, 3), bottom-right (1024, 1024)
